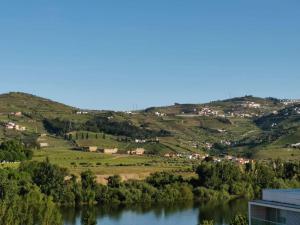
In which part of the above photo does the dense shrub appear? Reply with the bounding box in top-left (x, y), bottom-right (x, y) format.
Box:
top-left (0, 140), bottom-right (33, 162)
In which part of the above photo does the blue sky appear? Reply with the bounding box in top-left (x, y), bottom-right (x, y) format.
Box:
top-left (0, 1), bottom-right (299, 110)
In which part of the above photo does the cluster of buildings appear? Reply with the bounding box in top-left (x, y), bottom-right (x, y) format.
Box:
top-left (81, 146), bottom-right (118, 154)
top-left (163, 152), bottom-right (251, 165)
top-left (5, 122), bottom-right (26, 131)
top-left (127, 148), bottom-right (145, 155)
top-left (80, 146), bottom-right (146, 155)
top-left (154, 111), bottom-right (166, 117)
top-left (223, 155), bottom-right (251, 165)
top-left (241, 101), bottom-right (261, 109)
top-left (198, 107), bottom-right (219, 116)
top-left (281, 99), bottom-right (300, 105)
top-left (164, 152), bottom-right (208, 160)
top-left (225, 111), bottom-right (259, 118)
top-left (76, 111), bottom-right (89, 115)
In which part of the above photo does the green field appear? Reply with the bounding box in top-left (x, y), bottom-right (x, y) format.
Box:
top-left (32, 146), bottom-right (195, 183)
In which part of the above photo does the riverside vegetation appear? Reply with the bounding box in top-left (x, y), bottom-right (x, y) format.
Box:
top-left (1, 141), bottom-right (300, 224)
top-left (1, 93), bottom-right (300, 224)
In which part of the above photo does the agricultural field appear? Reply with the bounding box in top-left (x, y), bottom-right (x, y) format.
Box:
top-left (32, 146), bottom-right (195, 183)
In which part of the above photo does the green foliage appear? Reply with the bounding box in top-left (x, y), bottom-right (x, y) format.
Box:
top-left (146, 171), bottom-right (184, 188)
top-left (20, 159), bottom-right (68, 203)
top-left (195, 161), bottom-right (300, 200)
top-left (229, 214), bottom-right (248, 225)
top-left (0, 140), bottom-right (32, 162)
top-left (107, 175), bottom-right (122, 188)
top-left (201, 220), bottom-right (214, 225)
top-left (0, 168), bottom-right (62, 225)
top-left (0, 189), bottom-right (62, 225)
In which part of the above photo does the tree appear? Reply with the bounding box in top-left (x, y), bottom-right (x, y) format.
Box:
top-left (22, 160), bottom-right (67, 202)
top-left (86, 133), bottom-right (89, 139)
top-left (107, 175), bottom-right (122, 188)
top-left (229, 214), bottom-right (247, 225)
top-left (0, 140), bottom-right (30, 162)
top-left (81, 170), bottom-right (96, 190)
top-left (81, 170), bottom-right (96, 204)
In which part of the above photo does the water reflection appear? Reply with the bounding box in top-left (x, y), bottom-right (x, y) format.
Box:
top-left (197, 199), bottom-right (248, 224)
top-left (62, 199), bottom-right (248, 225)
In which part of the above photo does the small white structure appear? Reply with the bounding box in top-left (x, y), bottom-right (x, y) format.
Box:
top-left (291, 143), bottom-right (300, 148)
top-left (5, 122), bottom-right (26, 131)
top-left (127, 148), bottom-right (145, 155)
top-left (39, 143), bottom-right (49, 148)
top-left (135, 139), bottom-right (146, 143)
top-left (76, 111), bottom-right (88, 115)
top-left (242, 101), bottom-right (261, 109)
top-left (101, 148), bottom-right (118, 154)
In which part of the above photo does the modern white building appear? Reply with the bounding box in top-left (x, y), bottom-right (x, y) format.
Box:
top-left (249, 189), bottom-right (300, 225)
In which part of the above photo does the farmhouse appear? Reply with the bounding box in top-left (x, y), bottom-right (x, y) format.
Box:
top-left (291, 143), bottom-right (300, 148)
top-left (101, 148), bottom-right (118, 154)
top-left (83, 146), bottom-right (98, 152)
top-left (127, 148), bottom-right (145, 155)
top-left (39, 143), bottom-right (49, 148)
top-left (11, 112), bottom-right (22, 116)
top-left (5, 122), bottom-right (15, 129)
top-left (5, 122), bottom-right (26, 131)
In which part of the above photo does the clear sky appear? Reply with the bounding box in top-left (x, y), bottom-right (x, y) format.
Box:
top-left (0, 1), bottom-right (299, 110)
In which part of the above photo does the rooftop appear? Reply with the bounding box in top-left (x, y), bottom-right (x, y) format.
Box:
top-left (262, 189), bottom-right (300, 206)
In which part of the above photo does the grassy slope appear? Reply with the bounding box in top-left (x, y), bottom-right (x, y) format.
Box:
top-left (0, 92), bottom-right (75, 116)
top-left (1, 92), bottom-right (300, 162)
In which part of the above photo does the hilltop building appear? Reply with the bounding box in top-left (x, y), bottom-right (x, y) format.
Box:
top-left (249, 189), bottom-right (300, 225)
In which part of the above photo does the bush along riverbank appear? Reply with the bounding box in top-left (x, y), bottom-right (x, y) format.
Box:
top-left (18, 158), bottom-right (300, 206)
top-left (1, 158), bottom-right (300, 225)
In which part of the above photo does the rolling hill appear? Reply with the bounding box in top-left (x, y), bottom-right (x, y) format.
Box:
top-left (0, 92), bottom-right (299, 160)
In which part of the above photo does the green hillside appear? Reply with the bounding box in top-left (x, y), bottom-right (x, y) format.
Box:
top-left (0, 92), bottom-right (76, 117)
top-left (0, 92), bottom-right (299, 161)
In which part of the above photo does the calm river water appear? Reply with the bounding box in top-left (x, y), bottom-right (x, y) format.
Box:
top-left (62, 199), bottom-right (248, 225)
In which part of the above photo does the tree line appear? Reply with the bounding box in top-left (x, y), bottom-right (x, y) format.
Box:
top-left (1, 155), bottom-right (300, 224)
top-left (43, 116), bottom-right (171, 139)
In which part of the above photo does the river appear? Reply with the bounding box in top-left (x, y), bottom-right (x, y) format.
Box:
top-left (62, 199), bottom-right (248, 225)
